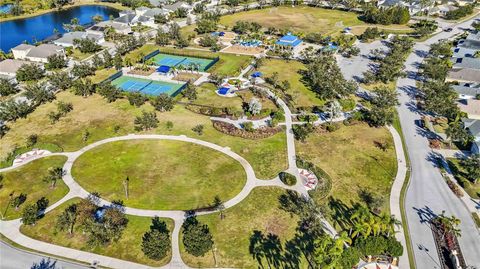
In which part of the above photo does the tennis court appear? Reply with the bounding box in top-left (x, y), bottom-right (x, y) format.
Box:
top-left (151, 53), bottom-right (215, 71)
top-left (111, 76), bottom-right (185, 96)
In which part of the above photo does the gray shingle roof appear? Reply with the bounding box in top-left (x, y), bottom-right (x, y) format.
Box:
top-left (448, 68), bottom-right (480, 83)
top-left (463, 118), bottom-right (480, 136)
top-left (453, 57), bottom-right (480, 69)
top-left (25, 44), bottom-right (63, 59)
top-left (0, 59), bottom-right (39, 74)
top-left (11, 44), bottom-right (34, 51)
top-left (114, 13), bottom-right (136, 24)
top-left (453, 84), bottom-right (480, 97)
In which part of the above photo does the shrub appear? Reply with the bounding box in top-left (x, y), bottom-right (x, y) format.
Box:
top-left (279, 172), bottom-right (296, 186)
top-left (212, 121), bottom-right (282, 139)
top-left (243, 121), bottom-right (254, 132)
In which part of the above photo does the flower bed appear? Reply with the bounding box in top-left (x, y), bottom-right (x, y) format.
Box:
top-left (212, 120), bottom-right (282, 139)
top-left (430, 217), bottom-right (467, 269)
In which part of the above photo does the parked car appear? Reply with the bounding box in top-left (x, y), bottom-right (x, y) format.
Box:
top-left (444, 28), bottom-right (453, 32)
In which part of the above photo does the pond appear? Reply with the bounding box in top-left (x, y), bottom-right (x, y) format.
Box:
top-left (0, 5), bottom-right (119, 52)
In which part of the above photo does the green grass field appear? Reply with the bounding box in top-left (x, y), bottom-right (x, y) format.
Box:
top-left (219, 6), bottom-right (364, 35)
top-left (20, 198), bottom-right (174, 267)
top-left (72, 140), bottom-right (247, 210)
top-left (180, 187), bottom-right (303, 268)
top-left (1, 91), bottom-right (286, 179)
top-left (447, 158), bottom-right (480, 199)
top-left (257, 59), bottom-right (325, 109)
top-left (296, 123), bottom-right (397, 213)
top-left (0, 156), bottom-right (69, 220)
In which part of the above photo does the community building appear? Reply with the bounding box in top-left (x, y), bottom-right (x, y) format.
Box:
top-left (274, 33), bottom-right (302, 51)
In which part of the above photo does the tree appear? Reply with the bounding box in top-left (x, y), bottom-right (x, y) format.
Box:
top-left (437, 212), bottom-right (461, 238)
top-left (16, 64), bottom-right (45, 82)
top-left (10, 0), bottom-right (23, 15)
top-left (367, 87), bottom-right (399, 126)
top-left (12, 193), bottom-right (27, 210)
top-left (303, 53), bottom-right (357, 100)
top-left (248, 98), bottom-right (262, 115)
top-left (152, 93), bottom-right (174, 112)
top-left (460, 154), bottom-right (480, 183)
top-left (26, 134), bottom-right (38, 147)
top-left (24, 82), bottom-right (55, 106)
top-left (182, 83), bottom-right (197, 101)
top-left (412, 20), bottom-right (438, 37)
top-left (182, 217), bottom-right (214, 257)
top-left (21, 204), bottom-right (38, 225)
top-left (0, 78), bottom-right (18, 96)
top-left (127, 92), bottom-right (147, 107)
top-left (198, 35), bottom-right (218, 48)
top-left (0, 100), bottom-right (31, 122)
top-left (71, 78), bottom-right (95, 97)
top-left (195, 18), bottom-right (218, 34)
top-left (47, 71), bottom-right (72, 91)
top-left (134, 111), bottom-right (159, 131)
top-left (57, 101), bottom-right (73, 116)
top-left (292, 123), bottom-right (314, 142)
top-left (71, 63), bottom-right (95, 78)
top-left (92, 15), bottom-right (103, 24)
top-left (103, 50), bottom-right (114, 68)
top-left (113, 53), bottom-right (123, 70)
top-left (192, 124), bottom-right (204, 135)
top-left (43, 167), bottom-right (65, 188)
top-left (155, 29), bottom-right (171, 46)
top-left (91, 54), bottom-right (104, 69)
top-left (445, 120), bottom-right (472, 146)
top-left (154, 14), bottom-right (168, 24)
top-left (97, 82), bottom-right (122, 103)
top-left (141, 217), bottom-right (171, 260)
top-left (36, 197), bottom-right (49, 213)
top-left (45, 54), bottom-right (68, 70)
top-left (74, 38), bottom-right (102, 53)
top-left (169, 23), bottom-right (181, 41)
top-left (212, 196), bottom-right (225, 219)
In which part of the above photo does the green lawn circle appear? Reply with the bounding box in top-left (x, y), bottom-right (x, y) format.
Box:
top-left (71, 140), bottom-right (247, 210)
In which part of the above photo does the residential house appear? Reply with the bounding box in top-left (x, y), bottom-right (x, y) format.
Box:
top-left (53, 31), bottom-right (105, 47)
top-left (0, 59), bottom-right (41, 78)
top-left (458, 32), bottom-right (480, 51)
top-left (462, 118), bottom-right (480, 154)
top-left (377, 0), bottom-right (425, 15)
top-left (114, 13), bottom-right (137, 26)
top-left (11, 44), bottom-right (65, 63)
top-left (429, 4), bottom-right (457, 16)
top-left (447, 68), bottom-right (480, 84)
top-left (134, 7), bottom-right (171, 28)
top-left (95, 21), bottom-right (132, 35)
top-left (453, 57), bottom-right (480, 69)
top-left (453, 83), bottom-right (480, 99)
top-left (163, 1), bottom-right (192, 12)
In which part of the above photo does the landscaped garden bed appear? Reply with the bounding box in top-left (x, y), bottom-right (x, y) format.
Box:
top-left (430, 216), bottom-right (467, 269)
top-left (212, 120), bottom-right (283, 139)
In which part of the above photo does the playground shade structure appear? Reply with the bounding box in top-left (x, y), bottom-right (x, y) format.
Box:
top-left (111, 75), bottom-right (185, 96)
top-left (151, 53), bottom-right (215, 72)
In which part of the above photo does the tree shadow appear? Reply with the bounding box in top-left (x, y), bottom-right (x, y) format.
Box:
top-left (327, 197), bottom-right (353, 231)
top-left (414, 49), bottom-right (428, 58)
top-left (412, 205), bottom-right (438, 224)
top-left (249, 230), bottom-right (285, 268)
top-left (30, 258), bottom-right (57, 269)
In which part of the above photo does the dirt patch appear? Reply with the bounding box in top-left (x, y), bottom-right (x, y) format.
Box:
top-left (222, 45), bottom-right (265, 55)
top-left (127, 67), bottom-right (156, 76)
top-left (173, 72), bottom-right (202, 82)
top-left (264, 216), bottom-right (289, 235)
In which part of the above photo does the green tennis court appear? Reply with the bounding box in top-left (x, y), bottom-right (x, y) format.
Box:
top-left (111, 76), bottom-right (185, 96)
top-left (151, 53), bottom-right (215, 71)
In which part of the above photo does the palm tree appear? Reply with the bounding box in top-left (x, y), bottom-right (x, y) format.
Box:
top-left (438, 213), bottom-right (461, 239)
top-left (379, 212), bottom-right (401, 237)
top-left (334, 231), bottom-right (352, 249)
top-left (44, 167), bottom-right (65, 188)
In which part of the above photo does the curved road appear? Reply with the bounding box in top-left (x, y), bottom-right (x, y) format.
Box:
top-left (397, 16), bottom-right (480, 268)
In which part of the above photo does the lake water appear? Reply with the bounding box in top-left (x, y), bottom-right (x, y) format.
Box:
top-left (0, 5), bottom-right (119, 52)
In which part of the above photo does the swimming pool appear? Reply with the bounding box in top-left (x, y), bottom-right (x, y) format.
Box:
top-left (111, 76), bottom-right (185, 96)
top-left (151, 53), bottom-right (216, 72)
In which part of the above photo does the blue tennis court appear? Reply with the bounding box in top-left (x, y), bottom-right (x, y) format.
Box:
top-left (111, 75), bottom-right (185, 96)
top-left (151, 53), bottom-right (215, 72)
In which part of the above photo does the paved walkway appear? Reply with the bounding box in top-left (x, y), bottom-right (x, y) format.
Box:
top-left (387, 125), bottom-right (410, 269)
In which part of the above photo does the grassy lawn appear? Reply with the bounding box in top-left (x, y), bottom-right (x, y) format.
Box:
top-left (189, 83), bottom-right (278, 113)
top-left (296, 123), bottom-right (397, 213)
top-left (70, 49), bottom-right (93, 61)
top-left (0, 156), bottom-right (68, 220)
top-left (360, 80), bottom-right (397, 92)
top-left (1, 91), bottom-right (286, 179)
top-left (180, 187), bottom-right (303, 268)
top-left (447, 158), bottom-right (480, 199)
top-left (257, 59), bottom-right (325, 109)
top-left (349, 24), bottom-right (413, 36)
top-left (72, 140), bottom-right (247, 210)
top-left (219, 6), bottom-right (364, 35)
top-left (20, 198), bottom-right (174, 267)
top-left (89, 67), bottom-right (118, 84)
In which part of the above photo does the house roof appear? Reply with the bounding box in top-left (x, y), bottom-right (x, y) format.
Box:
top-left (453, 57), bottom-right (480, 69)
top-left (25, 44), bottom-right (63, 59)
top-left (55, 31), bottom-right (103, 45)
top-left (137, 15), bottom-right (151, 22)
top-left (447, 68), bottom-right (480, 83)
top-left (459, 99), bottom-right (480, 119)
top-left (136, 6), bottom-right (150, 12)
top-left (0, 59), bottom-right (39, 74)
top-left (453, 47), bottom-right (477, 58)
top-left (463, 118), bottom-right (480, 136)
top-left (114, 13), bottom-right (136, 24)
top-left (163, 1), bottom-right (190, 11)
top-left (143, 8), bottom-right (169, 17)
top-left (276, 33), bottom-right (302, 47)
top-left (149, 0), bottom-right (169, 7)
top-left (453, 84), bottom-right (480, 97)
top-left (11, 44), bottom-right (34, 51)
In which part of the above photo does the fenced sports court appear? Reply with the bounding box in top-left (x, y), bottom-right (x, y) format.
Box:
top-left (111, 75), bottom-right (186, 97)
top-left (150, 53), bottom-right (217, 72)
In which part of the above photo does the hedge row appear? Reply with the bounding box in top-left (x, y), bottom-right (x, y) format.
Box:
top-left (212, 120), bottom-right (283, 139)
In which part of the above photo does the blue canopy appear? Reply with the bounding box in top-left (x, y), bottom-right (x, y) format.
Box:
top-left (157, 65), bottom-right (170, 73)
top-left (219, 31), bottom-right (225, 36)
top-left (252, 71), bottom-right (262, 78)
top-left (218, 87), bottom-right (230, 95)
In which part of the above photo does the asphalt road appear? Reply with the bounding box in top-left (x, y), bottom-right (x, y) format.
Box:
top-left (0, 241), bottom-right (88, 269)
top-left (397, 16), bottom-right (480, 269)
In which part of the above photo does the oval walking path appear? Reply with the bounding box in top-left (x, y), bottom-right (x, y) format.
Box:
top-left (0, 134), bottom-right (299, 269)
